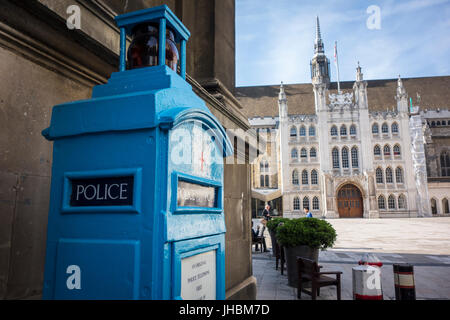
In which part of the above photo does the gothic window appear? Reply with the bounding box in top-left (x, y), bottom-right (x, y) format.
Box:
top-left (301, 148), bottom-right (308, 159)
top-left (352, 147), bottom-right (359, 168)
top-left (431, 198), bottom-right (437, 214)
top-left (398, 195), bottom-right (406, 209)
top-left (342, 147), bottom-right (349, 168)
top-left (396, 167), bottom-right (404, 183)
top-left (376, 168), bottom-right (384, 184)
top-left (388, 195), bottom-right (396, 210)
top-left (303, 197), bottom-right (310, 210)
top-left (265, 175), bottom-right (269, 187)
top-left (394, 144), bottom-right (401, 156)
top-left (372, 123), bottom-right (379, 134)
top-left (291, 148), bottom-right (298, 160)
top-left (331, 126), bottom-right (338, 136)
top-left (292, 170), bottom-right (299, 185)
top-left (443, 198), bottom-right (449, 214)
top-left (382, 123), bottom-right (389, 134)
top-left (386, 167), bottom-right (393, 183)
top-left (443, 121), bottom-right (447, 126)
top-left (302, 170), bottom-right (309, 185)
top-left (440, 151), bottom-right (450, 176)
top-left (374, 145), bottom-right (381, 156)
top-left (392, 122), bottom-right (399, 134)
top-left (309, 126), bottom-right (316, 137)
top-left (384, 145), bottom-right (391, 156)
top-left (332, 148), bottom-right (340, 168)
top-left (300, 126), bottom-right (306, 137)
top-left (310, 148), bottom-right (317, 158)
top-left (378, 195), bottom-right (386, 210)
top-left (290, 126), bottom-right (297, 137)
top-left (260, 175), bottom-right (264, 187)
top-left (293, 197), bottom-right (300, 211)
top-left (260, 160), bottom-right (269, 173)
top-left (340, 125), bottom-right (347, 136)
top-left (313, 197), bottom-right (320, 210)
top-left (431, 121), bottom-right (436, 127)
top-left (350, 125), bottom-right (357, 136)
top-left (311, 170), bottom-right (318, 185)
top-left (437, 121), bottom-right (441, 126)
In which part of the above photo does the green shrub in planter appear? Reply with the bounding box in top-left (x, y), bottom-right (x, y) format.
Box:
top-left (276, 218), bottom-right (336, 250)
top-left (266, 217), bottom-right (290, 233)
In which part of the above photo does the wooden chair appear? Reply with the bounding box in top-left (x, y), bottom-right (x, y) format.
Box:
top-left (297, 257), bottom-right (342, 300)
top-left (252, 235), bottom-right (264, 252)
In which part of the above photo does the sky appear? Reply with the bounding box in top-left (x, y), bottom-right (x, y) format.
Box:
top-left (235, 0), bottom-right (450, 87)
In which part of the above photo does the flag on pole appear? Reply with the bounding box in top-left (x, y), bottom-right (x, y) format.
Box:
top-left (334, 42), bottom-right (337, 66)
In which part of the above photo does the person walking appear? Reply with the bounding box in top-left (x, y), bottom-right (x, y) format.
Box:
top-left (262, 204), bottom-right (272, 221)
top-left (304, 207), bottom-right (313, 218)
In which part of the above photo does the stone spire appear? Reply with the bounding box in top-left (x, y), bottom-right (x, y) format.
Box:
top-left (356, 61), bottom-right (363, 81)
top-left (314, 16), bottom-right (324, 54)
top-left (311, 16), bottom-right (330, 86)
top-left (278, 82), bottom-right (288, 119)
top-left (396, 75), bottom-right (409, 113)
top-left (396, 75), bottom-right (407, 100)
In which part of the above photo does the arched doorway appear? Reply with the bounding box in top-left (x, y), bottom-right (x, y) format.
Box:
top-left (337, 184), bottom-right (363, 218)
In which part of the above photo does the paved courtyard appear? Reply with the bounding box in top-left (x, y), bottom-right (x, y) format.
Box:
top-left (253, 217), bottom-right (450, 300)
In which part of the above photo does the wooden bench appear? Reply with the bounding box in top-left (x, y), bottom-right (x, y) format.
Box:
top-left (297, 257), bottom-right (342, 300)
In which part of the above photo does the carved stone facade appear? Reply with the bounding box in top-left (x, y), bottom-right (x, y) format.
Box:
top-left (248, 18), bottom-right (440, 219)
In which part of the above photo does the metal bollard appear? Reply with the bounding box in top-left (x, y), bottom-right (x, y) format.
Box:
top-left (393, 264), bottom-right (416, 300)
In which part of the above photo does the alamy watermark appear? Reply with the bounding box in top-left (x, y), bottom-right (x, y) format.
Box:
top-left (367, 5), bottom-right (381, 30)
top-left (67, 5), bottom-right (81, 30)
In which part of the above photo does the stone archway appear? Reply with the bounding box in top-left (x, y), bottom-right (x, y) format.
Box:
top-left (337, 184), bottom-right (364, 218)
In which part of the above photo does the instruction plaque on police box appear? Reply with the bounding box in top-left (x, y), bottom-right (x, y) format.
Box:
top-left (181, 250), bottom-right (216, 300)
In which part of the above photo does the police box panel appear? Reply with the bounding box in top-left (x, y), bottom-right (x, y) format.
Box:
top-left (165, 111), bottom-right (232, 242)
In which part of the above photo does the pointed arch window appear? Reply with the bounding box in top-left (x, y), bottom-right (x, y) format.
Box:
top-left (378, 195), bottom-right (386, 210)
top-left (302, 170), bottom-right (309, 185)
top-left (342, 147), bottom-right (349, 168)
top-left (374, 145), bottom-right (381, 156)
top-left (386, 167), bottom-right (393, 183)
top-left (398, 195), bottom-right (407, 209)
top-left (384, 145), bottom-right (391, 156)
top-left (311, 170), bottom-right (318, 185)
top-left (376, 168), bottom-right (384, 184)
top-left (290, 126), bottom-right (297, 137)
top-left (309, 126), bottom-right (316, 137)
top-left (313, 197), bottom-right (320, 210)
top-left (394, 144), bottom-right (401, 156)
top-left (372, 123), bottom-right (379, 134)
top-left (291, 148), bottom-right (298, 160)
top-left (340, 125), bottom-right (347, 136)
top-left (300, 126), bottom-right (306, 137)
top-left (431, 198), bottom-right (437, 214)
top-left (351, 147), bottom-right (359, 168)
top-left (332, 148), bottom-right (340, 168)
top-left (382, 123), bottom-right (389, 134)
top-left (392, 122), bottom-right (399, 134)
top-left (310, 148), bottom-right (317, 158)
top-left (301, 148), bottom-right (308, 159)
top-left (293, 197), bottom-right (301, 211)
top-left (303, 197), bottom-right (310, 210)
top-left (292, 170), bottom-right (299, 185)
top-left (388, 195), bottom-right (396, 210)
top-left (350, 125), bottom-right (357, 136)
top-left (396, 167), bottom-right (404, 183)
top-left (331, 126), bottom-right (338, 136)
top-left (440, 151), bottom-right (450, 176)
top-left (443, 198), bottom-right (449, 214)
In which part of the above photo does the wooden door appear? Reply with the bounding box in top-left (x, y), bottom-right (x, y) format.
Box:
top-left (337, 185), bottom-right (363, 218)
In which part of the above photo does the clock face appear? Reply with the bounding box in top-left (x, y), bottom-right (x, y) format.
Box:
top-left (170, 120), bottom-right (221, 180)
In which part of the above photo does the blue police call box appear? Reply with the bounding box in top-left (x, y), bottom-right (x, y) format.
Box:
top-left (41, 5), bottom-right (232, 300)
